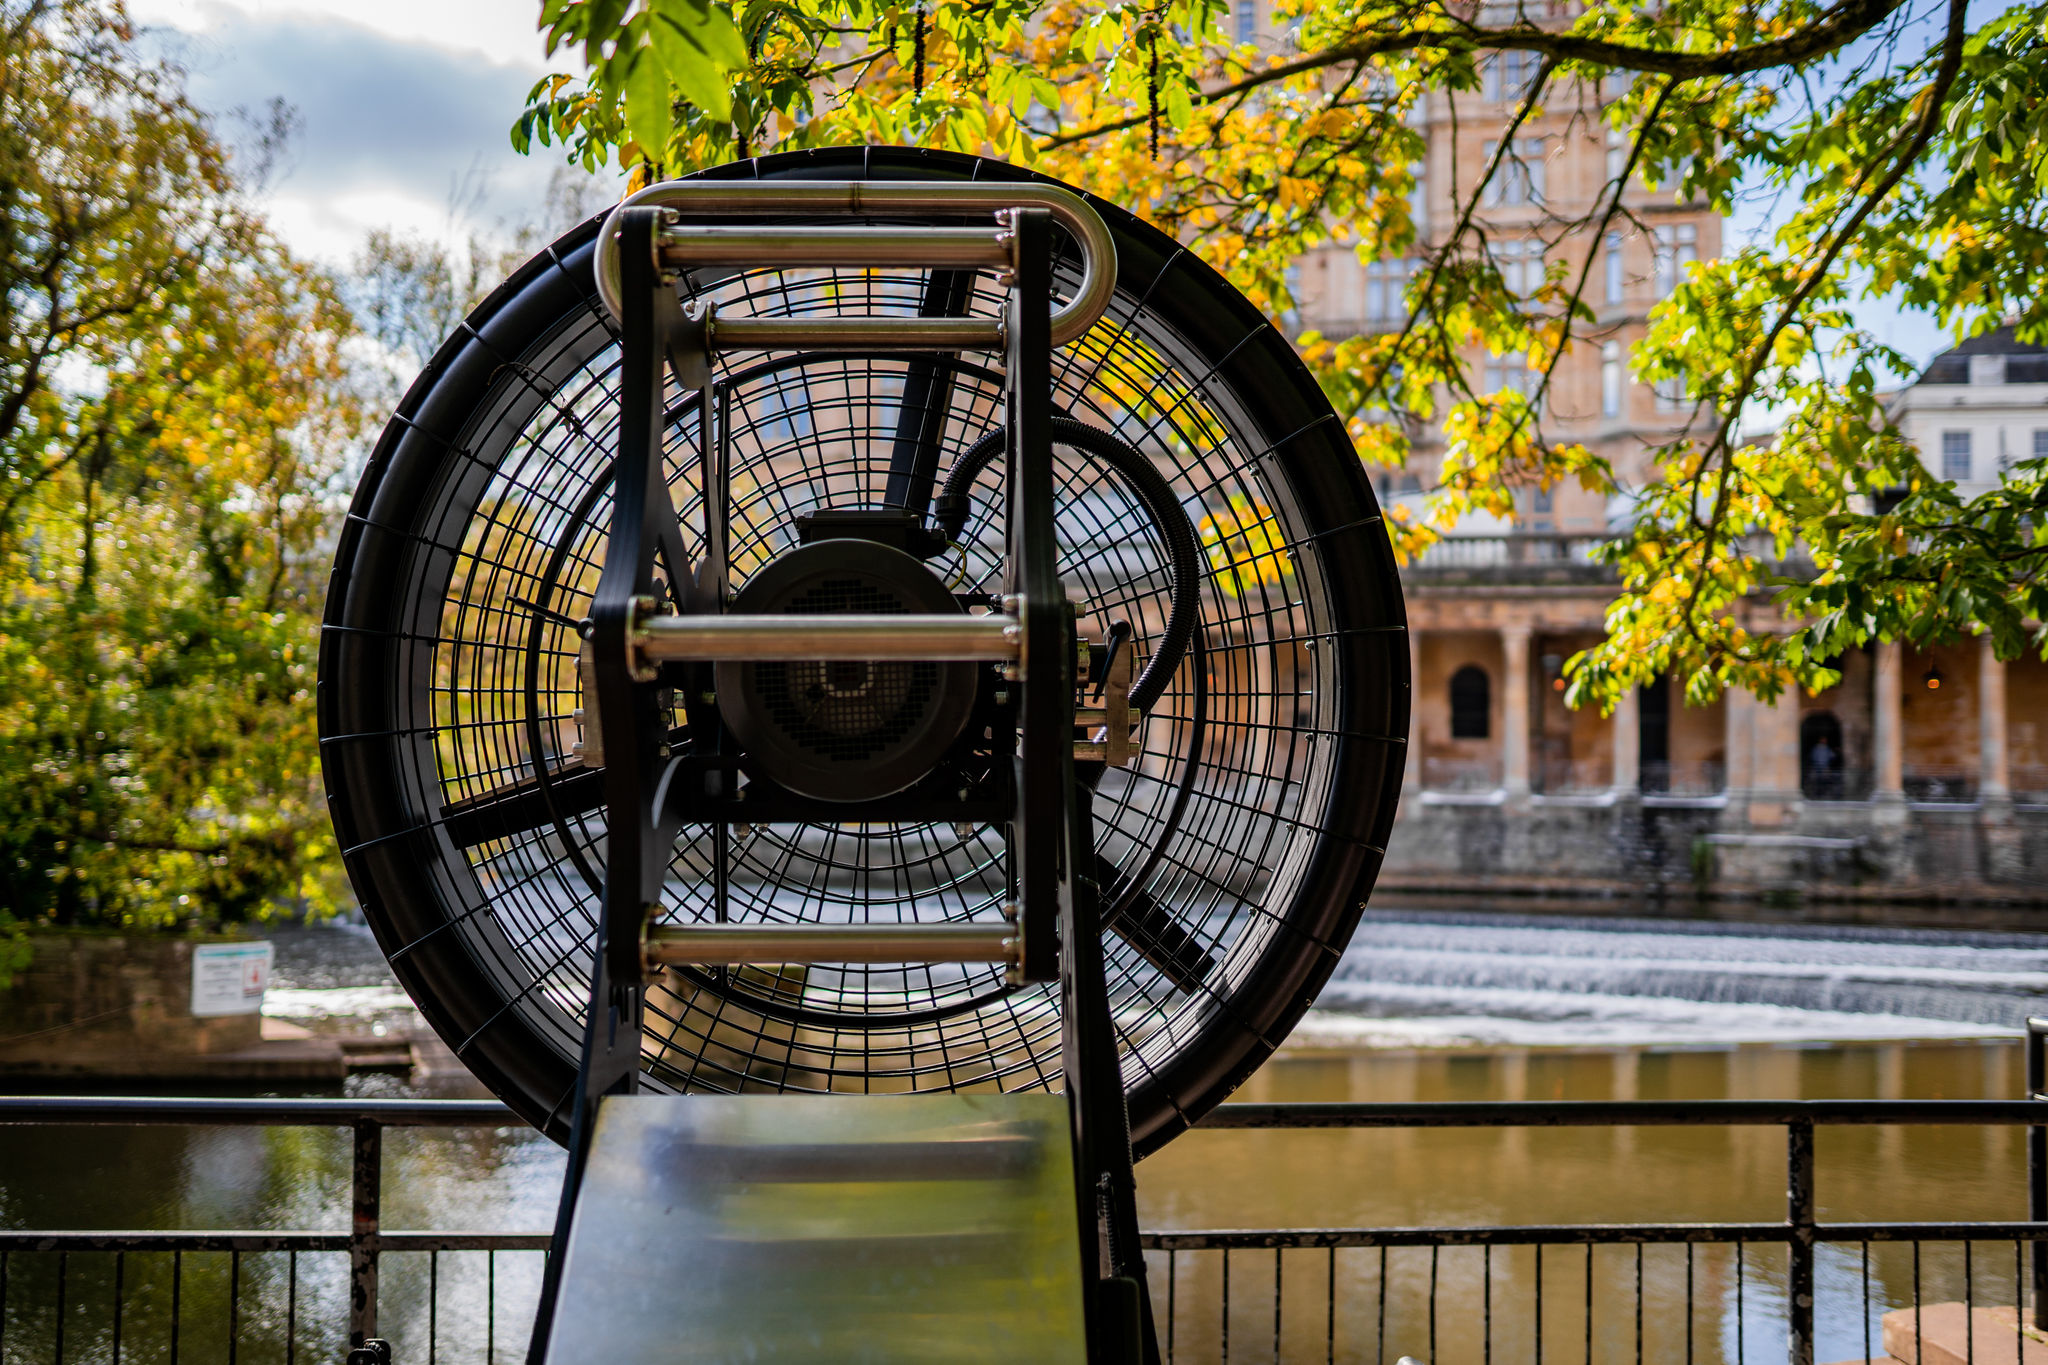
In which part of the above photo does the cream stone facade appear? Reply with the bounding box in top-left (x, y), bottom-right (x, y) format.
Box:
top-left (1271, 47), bottom-right (2048, 902)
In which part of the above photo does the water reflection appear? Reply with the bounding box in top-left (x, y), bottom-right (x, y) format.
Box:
top-left (0, 1039), bottom-right (2026, 1363)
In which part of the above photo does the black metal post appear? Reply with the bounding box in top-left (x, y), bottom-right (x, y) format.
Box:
top-left (1786, 1118), bottom-right (1815, 1365)
top-left (349, 1118), bottom-right (381, 1350)
top-left (527, 204), bottom-right (684, 1364)
top-left (882, 268), bottom-right (975, 518)
top-left (2029, 1017), bottom-right (2047, 1329)
top-left (1005, 207), bottom-right (1064, 988)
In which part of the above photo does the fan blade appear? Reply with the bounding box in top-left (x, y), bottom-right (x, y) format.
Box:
top-left (440, 763), bottom-right (609, 848)
top-left (1098, 854), bottom-right (1215, 994)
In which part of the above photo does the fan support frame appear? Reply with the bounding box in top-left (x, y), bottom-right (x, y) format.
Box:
top-left (527, 198), bottom-right (1160, 1365)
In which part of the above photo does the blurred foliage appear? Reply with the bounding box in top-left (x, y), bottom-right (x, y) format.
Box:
top-left (517, 0), bottom-right (2048, 711)
top-left (0, 0), bottom-right (357, 927)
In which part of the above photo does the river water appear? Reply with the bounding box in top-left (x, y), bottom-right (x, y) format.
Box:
top-left (1, 907), bottom-right (2042, 1364)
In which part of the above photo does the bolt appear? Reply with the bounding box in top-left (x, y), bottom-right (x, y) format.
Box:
top-left (953, 822), bottom-right (975, 842)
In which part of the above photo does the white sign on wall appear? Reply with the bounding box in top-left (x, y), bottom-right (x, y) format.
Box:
top-left (191, 942), bottom-right (274, 1018)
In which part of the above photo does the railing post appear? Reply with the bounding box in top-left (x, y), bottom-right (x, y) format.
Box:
top-left (350, 1118), bottom-right (382, 1349)
top-left (2029, 1019), bottom-right (2047, 1330)
top-left (1787, 1117), bottom-right (1815, 1365)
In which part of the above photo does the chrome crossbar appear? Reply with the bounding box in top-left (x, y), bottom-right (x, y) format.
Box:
top-left (635, 613), bottom-right (1022, 663)
top-left (642, 923), bottom-right (1019, 968)
top-left (593, 179), bottom-right (1117, 350)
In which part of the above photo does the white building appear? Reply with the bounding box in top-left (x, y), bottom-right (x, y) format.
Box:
top-left (1886, 326), bottom-right (2048, 495)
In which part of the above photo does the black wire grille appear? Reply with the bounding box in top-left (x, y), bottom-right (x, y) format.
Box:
top-left (398, 239), bottom-right (1340, 1104)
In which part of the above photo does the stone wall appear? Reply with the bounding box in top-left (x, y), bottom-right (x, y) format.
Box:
top-left (0, 934), bottom-right (264, 1075)
top-left (1382, 796), bottom-right (2048, 912)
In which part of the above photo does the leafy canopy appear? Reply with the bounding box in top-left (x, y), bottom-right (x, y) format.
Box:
top-left (0, 0), bottom-right (356, 928)
top-left (516, 0), bottom-right (2048, 710)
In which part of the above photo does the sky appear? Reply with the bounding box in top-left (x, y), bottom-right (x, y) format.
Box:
top-left (127, 0), bottom-right (1960, 373)
top-left (130, 0), bottom-right (590, 262)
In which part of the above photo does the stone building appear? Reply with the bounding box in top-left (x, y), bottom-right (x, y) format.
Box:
top-left (1283, 58), bottom-right (2047, 904)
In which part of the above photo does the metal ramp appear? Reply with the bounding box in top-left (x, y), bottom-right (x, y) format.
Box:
top-left (543, 1094), bottom-right (1088, 1364)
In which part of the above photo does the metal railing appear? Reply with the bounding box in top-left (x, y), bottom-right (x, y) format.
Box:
top-left (8, 1026), bottom-right (2048, 1364)
top-left (1402, 533), bottom-right (1816, 584)
top-left (0, 1097), bottom-right (542, 1363)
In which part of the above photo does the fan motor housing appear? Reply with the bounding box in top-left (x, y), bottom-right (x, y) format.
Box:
top-left (715, 536), bottom-right (979, 802)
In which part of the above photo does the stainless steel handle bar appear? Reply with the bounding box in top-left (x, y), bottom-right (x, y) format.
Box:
top-left (642, 922), bottom-right (1019, 967)
top-left (593, 180), bottom-right (1117, 350)
top-left (635, 613), bottom-right (1022, 663)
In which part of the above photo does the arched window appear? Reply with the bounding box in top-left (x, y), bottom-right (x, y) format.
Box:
top-left (1449, 665), bottom-right (1491, 739)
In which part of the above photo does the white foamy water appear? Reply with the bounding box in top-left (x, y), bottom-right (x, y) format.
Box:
top-left (1310, 906), bottom-right (2048, 1047)
top-left (262, 985), bottom-right (417, 1019)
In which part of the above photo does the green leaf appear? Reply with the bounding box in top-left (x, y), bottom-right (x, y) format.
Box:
top-left (621, 44), bottom-right (675, 157)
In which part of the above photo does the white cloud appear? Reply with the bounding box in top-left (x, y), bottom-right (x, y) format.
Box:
top-left (130, 0), bottom-right (552, 72)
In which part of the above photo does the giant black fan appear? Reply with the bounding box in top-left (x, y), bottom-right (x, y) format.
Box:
top-left (318, 147), bottom-right (1408, 1159)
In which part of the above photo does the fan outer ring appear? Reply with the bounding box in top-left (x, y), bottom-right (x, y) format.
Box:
top-left (317, 145), bottom-right (1409, 1157)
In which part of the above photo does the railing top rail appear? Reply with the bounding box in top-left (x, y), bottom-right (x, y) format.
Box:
top-left (0, 1096), bottom-right (521, 1127)
top-left (0, 1094), bottom-right (2040, 1130)
top-left (1194, 1098), bottom-right (2048, 1128)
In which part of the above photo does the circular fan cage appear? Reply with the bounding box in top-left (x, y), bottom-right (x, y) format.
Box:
top-left (319, 147), bottom-right (1408, 1157)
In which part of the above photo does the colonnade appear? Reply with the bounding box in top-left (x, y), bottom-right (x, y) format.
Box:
top-left (1405, 629), bottom-right (2019, 809)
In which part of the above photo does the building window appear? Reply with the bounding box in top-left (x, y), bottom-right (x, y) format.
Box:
top-left (2033, 429), bottom-right (2048, 464)
top-left (1409, 160), bottom-right (1427, 234)
top-left (1483, 138), bottom-right (1546, 206)
top-left (1236, 0), bottom-right (1255, 42)
top-left (1605, 127), bottom-right (1628, 185)
top-left (1484, 50), bottom-right (1538, 103)
top-left (1450, 665), bottom-right (1491, 739)
top-left (1491, 238), bottom-right (1545, 296)
top-left (1653, 374), bottom-right (1688, 413)
top-left (1604, 233), bottom-right (1624, 304)
top-left (1364, 256), bottom-right (1414, 324)
top-left (1652, 223), bottom-right (1697, 298)
top-left (1941, 430), bottom-right (1972, 481)
top-left (1483, 357), bottom-right (1541, 400)
top-left (1532, 485), bottom-right (1553, 514)
top-left (1601, 341), bottom-right (1623, 417)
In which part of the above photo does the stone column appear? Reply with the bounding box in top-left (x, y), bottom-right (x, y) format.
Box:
top-left (1873, 639), bottom-right (1904, 806)
top-left (1501, 625), bottom-right (1531, 798)
top-left (1405, 628), bottom-right (1423, 794)
top-left (1752, 687), bottom-right (1805, 827)
top-left (1723, 684), bottom-right (1755, 825)
top-left (1979, 635), bottom-right (2020, 881)
top-left (1611, 683), bottom-right (1639, 796)
top-left (1980, 635), bottom-right (2010, 801)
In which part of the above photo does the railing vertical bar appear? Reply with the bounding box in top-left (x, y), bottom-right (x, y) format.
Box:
top-left (350, 1118), bottom-right (382, 1351)
top-left (1166, 1248), bottom-right (1176, 1365)
top-left (430, 1249), bottom-right (440, 1364)
top-left (1484, 1243), bottom-right (1493, 1365)
top-left (2028, 1017), bottom-right (2046, 1331)
top-left (488, 1248), bottom-right (497, 1365)
top-left (1686, 1243), bottom-right (1695, 1365)
top-left (53, 1249), bottom-right (66, 1365)
top-left (1273, 1246), bottom-right (1283, 1365)
top-left (1536, 1244), bottom-right (1544, 1365)
top-left (1222, 1247), bottom-right (1231, 1365)
top-left (1326, 1246), bottom-right (1336, 1365)
top-left (1584, 1244), bottom-right (1593, 1365)
top-left (2017, 1241), bottom-right (2026, 1365)
top-left (112, 1249), bottom-right (124, 1365)
top-left (1634, 1242), bottom-right (1643, 1365)
top-left (1861, 1243), bottom-right (1871, 1365)
top-left (1162, 1249), bottom-right (1175, 1365)
top-left (1377, 1246), bottom-right (1387, 1365)
top-left (1912, 1240), bottom-right (1922, 1365)
top-left (1965, 1240), bottom-right (1975, 1364)
top-left (228, 1249), bottom-right (240, 1365)
top-left (287, 1250), bottom-right (297, 1365)
top-left (171, 1247), bottom-right (183, 1365)
top-left (1787, 1118), bottom-right (1816, 1365)
top-left (0, 1248), bottom-right (7, 1359)
top-left (1429, 1245), bottom-right (1440, 1365)
top-left (1736, 1242), bottom-right (1745, 1365)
